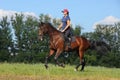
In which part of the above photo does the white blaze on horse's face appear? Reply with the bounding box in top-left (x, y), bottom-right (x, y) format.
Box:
top-left (39, 34), bottom-right (43, 41)
top-left (40, 36), bottom-right (43, 41)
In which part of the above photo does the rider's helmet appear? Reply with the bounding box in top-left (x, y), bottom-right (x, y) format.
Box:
top-left (62, 9), bottom-right (69, 13)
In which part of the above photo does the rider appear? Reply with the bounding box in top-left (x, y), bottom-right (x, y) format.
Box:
top-left (57, 9), bottom-right (73, 48)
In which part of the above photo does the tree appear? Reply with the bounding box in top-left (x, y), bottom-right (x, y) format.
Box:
top-left (39, 14), bottom-right (52, 23)
top-left (52, 18), bottom-right (61, 28)
top-left (0, 16), bottom-right (13, 62)
top-left (11, 13), bottom-right (24, 54)
top-left (74, 25), bottom-right (82, 36)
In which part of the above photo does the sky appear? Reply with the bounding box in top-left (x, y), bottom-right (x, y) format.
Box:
top-left (0, 0), bottom-right (120, 32)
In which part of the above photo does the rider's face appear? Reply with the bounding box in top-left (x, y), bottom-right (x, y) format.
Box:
top-left (63, 11), bottom-right (67, 15)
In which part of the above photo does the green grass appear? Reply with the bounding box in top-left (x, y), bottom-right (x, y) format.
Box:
top-left (0, 63), bottom-right (120, 80)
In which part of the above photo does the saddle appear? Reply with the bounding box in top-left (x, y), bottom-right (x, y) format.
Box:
top-left (64, 36), bottom-right (76, 49)
top-left (65, 36), bottom-right (76, 43)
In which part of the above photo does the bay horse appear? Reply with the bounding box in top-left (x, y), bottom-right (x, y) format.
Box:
top-left (38, 22), bottom-right (90, 71)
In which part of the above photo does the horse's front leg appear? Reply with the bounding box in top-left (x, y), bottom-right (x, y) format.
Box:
top-left (45, 49), bottom-right (55, 69)
top-left (54, 49), bottom-right (65, 68)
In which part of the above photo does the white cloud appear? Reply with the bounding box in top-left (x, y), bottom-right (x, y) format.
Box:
top-left (0, 9), bottom-right (38, 20)
top-left (0, 9), bottom-right (39, 40)
top-left (93, 16), bottom-right (120, 29)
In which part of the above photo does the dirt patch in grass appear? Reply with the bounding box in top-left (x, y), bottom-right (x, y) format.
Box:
top-left (0, 75), bottom-right (119, 80)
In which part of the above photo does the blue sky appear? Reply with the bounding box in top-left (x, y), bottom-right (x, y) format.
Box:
top-left (0, 0), bottom-right (120, 32)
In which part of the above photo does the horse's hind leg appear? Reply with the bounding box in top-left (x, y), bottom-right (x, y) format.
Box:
top-left (75, 63), bottom-right (81, 71)
top-left (80, 58), bottom-right (86, 71)
top-left (79, 50), bottom-right (86, 71)
top-left (75, 59), bottom-right (85, 71)
top-left (45, 49), bottom-right (55, 69)
top-left (75, 50), bottom-right (85, 71)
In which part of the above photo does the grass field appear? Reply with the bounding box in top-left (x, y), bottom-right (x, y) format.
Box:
top-left (0, 63), bottom-right (120, 80)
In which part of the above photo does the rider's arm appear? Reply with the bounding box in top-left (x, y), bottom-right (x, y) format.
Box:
top-left (62, 20), bottom-right (70, 32)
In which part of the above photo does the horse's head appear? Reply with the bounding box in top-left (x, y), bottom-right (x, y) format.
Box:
top-left (38, 22), bottom-right (48, 41)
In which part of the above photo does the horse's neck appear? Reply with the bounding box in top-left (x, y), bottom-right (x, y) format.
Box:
top-left (47, 27), bottom-right (62, 38)
top-left (47, 27), bottom-right (56, 35)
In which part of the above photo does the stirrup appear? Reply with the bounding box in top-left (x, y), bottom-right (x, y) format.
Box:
top-left (67, 42), bottom-right (71, 49)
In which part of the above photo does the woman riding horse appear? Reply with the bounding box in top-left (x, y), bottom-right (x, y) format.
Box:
top-left (38, 22), bottom-right (90, 71)
top-left (57, 9), bottom-right (73, 48)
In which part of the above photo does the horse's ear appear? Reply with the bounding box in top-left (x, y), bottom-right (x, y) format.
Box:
top-left (39, 22), bottom-right (44, 27)
top-left (40, 22), bottom-right (44, 25)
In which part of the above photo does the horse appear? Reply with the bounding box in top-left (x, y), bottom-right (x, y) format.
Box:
top-left (38, 22), bottom-right (90, 71)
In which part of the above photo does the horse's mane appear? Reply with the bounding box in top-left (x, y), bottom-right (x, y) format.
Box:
top-left (45, 22), bottom-right (65, 40)
top-left (46, 23), bottom-right (57, 30)
top-left (45, 22), bottom-right (61, 33)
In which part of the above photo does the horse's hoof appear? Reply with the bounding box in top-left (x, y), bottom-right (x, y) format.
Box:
top-left (44, 64), bottom-right (48, 69)
top-left (80, 69), bottom-right (84, 72)
top-left (74, 69), bottom-right (77, 71)
top-left (61, 63), bottom-right (65, 68)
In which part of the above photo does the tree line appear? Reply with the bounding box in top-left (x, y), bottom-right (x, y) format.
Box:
top-left (0, 13), bottom-right (120, 68)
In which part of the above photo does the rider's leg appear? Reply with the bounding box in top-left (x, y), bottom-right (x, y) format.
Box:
top-left (64, 30), bottom-right (71, 48)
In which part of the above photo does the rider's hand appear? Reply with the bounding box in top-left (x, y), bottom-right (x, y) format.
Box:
top-left (62, 30), bottom-right (65, 32)
top-left (57, 28), bottom-right (59, 30)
